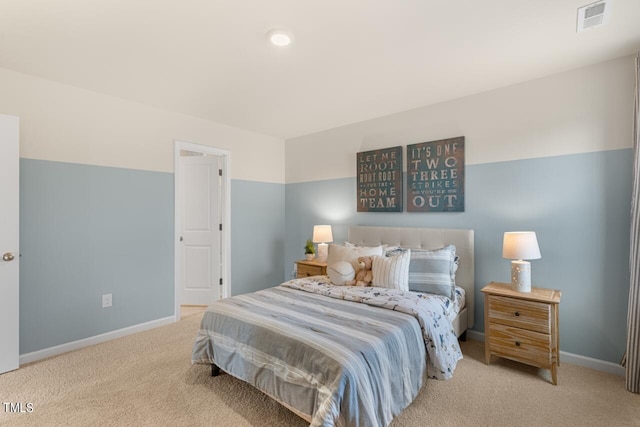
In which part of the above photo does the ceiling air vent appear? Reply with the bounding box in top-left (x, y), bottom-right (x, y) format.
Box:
top-left (577, 0), bottom-right (611, 32)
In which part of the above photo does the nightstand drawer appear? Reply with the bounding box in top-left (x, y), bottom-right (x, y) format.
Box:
top-left (297, 264), bottom-right (323, 277)
top-left (488, 295), bottom-right (551, 334)
top-left (489, 323), bottom-right (552, 368)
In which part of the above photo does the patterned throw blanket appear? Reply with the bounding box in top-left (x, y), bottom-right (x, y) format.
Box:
top-left (282, 276), bottom-right (463, 380)
top-left (192, 276), bottom-right (462, 427)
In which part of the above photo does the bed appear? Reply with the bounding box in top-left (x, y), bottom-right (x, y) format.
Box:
top-left (192, 226), bottom-right (475, 426)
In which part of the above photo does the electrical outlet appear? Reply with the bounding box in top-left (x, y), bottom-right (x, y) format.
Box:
top-left (102, 293), bottom-right (112, 308)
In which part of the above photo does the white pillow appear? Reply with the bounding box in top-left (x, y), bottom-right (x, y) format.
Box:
top-left (327, 261), bottom-right (355, 286)
top-left (345, 241), bottom-right (397, 253)
top-left (326, 244), bottom-right (385, 272)
top-left (372, 250), bottom-right (411, 291)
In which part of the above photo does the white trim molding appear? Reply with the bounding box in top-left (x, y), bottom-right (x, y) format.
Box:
top-left (466, 330), bottom-right (625, 377)
top-left (19, 316), bottom-right (175, 365)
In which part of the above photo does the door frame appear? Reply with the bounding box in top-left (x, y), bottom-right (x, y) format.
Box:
top-left (0, 114), bottom-right (20, 374)
top-left (174, 140), bottom-right (231, 320)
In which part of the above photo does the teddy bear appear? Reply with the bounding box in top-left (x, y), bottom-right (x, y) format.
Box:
top-left (346, 256), bottom-right (374, 287)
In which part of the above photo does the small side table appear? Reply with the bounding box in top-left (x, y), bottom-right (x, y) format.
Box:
top-left (481, 282), bottom-right (562, 385)
top-left (295, 260), bottom-right (327, 278)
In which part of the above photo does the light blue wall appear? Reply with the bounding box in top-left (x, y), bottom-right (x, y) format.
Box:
top-left (231, 179), bottom-right (286, 296)
top-left (19, 159), bottom-right (286, 354)
top-left (20, 159), bottom-right (175, 354)
top-left (20, 148), bottom-right (630, 363)
top-left (284, 149), bottom-right (632, 363)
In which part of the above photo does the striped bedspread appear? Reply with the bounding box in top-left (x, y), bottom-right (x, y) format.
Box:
top-left (192, 276), bottom-right (462, 427)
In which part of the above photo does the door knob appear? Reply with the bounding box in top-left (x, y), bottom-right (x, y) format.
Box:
top-left (2, 252), bottom-right (15, 262)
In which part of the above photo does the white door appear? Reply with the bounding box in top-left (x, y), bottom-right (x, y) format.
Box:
top-left (179, 154), bottom-right (222, 305)
top-left (0, 114), bottom-right (20, 375)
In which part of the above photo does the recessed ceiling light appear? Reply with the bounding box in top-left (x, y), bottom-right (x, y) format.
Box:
top-left (267, 29), bottom-right (293, 47)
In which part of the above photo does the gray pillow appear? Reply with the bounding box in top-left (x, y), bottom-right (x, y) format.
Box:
top-left (389, 245), bottom-right (458, 299)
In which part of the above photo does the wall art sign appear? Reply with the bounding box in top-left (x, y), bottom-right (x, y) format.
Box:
top-left (357, 146), bottom-right (403, 212)
top-left (407, 136), bottom-right (465, 212)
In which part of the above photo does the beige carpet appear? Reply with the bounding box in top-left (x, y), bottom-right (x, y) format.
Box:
top-left (1, 313), bottom-right (639, 427)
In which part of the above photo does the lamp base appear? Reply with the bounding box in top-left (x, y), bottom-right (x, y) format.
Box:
top-left (511, 260), bottom-right (531, 292)
top-left (317, 243), bottom-right (328, 263)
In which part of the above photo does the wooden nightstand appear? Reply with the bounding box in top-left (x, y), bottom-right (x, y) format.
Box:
top-left (481, 282), bottom-right (562, 385)
top-left (295, 260), bottom-right (327, 278)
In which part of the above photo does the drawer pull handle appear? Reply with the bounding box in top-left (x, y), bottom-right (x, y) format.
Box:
top-left (515, 341), bottom-right (521, 347)
top-left (514, 311), bottom-right (520, 317)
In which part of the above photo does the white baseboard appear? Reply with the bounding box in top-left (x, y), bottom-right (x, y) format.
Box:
top-left (19, 316), bottom-right (177, 365)
top-left (465, 330), bottom-right (625, 377)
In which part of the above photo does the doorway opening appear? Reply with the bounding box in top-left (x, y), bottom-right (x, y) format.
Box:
top-left (174, 141), bottom-right (231, 321)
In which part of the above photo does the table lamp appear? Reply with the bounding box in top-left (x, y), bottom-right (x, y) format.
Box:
top-left (502, 231), bottom-right (541, 293)
top-left (313, 225), bottom-right (333, 263)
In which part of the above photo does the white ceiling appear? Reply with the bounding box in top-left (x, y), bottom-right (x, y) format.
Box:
top-left (1, 0), bottom-right (639, 139)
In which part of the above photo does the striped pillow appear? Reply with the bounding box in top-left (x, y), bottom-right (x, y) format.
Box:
top-left (372, 250), bottom-right (411, 291)
top-left (406, 245), bottom-right (457, 299)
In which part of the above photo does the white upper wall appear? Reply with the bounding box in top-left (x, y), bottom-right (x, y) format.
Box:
top-left (2, 53), bottom-right (632, 185)
top-left (0, 67), bottom-right (285, 183)
top-left (285, 55), bottom-right (634, 183)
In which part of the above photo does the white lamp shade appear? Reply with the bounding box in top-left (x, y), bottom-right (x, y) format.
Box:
top-left (312, 225), bottom-right (333, 243)
top-left (502, 232), bottom-right (541, 260)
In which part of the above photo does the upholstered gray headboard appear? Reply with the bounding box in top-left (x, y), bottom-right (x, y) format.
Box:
top-left (348, 226), bottom-right (475, 330)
